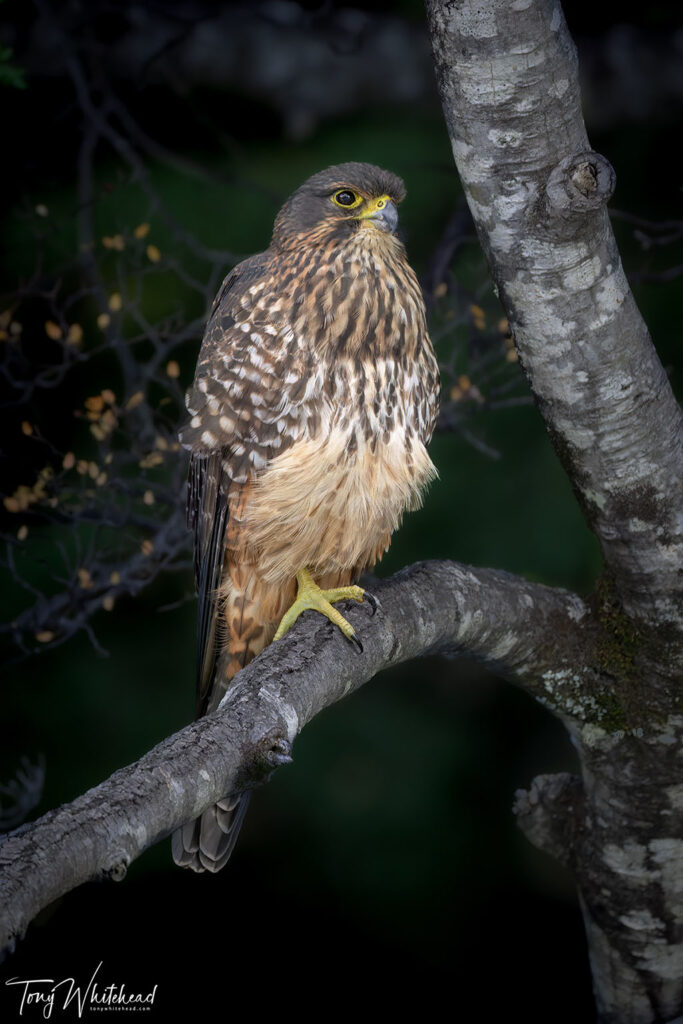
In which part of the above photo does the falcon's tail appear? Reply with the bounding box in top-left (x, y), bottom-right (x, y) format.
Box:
top-left (171, 562), bottom-right (291, 873)
top-left (172, 793), bottom-right (252, 873)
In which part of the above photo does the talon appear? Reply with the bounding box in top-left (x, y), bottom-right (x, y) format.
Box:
top-left (364, 590), bottom-right (380, 615)
top-left (273, 568), bottom-right (371, 647)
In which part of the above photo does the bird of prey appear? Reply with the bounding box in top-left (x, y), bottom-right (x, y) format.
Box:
top-left (172, 162), bottom-right (440, 872)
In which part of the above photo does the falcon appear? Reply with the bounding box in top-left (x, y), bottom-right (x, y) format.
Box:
top-left (172, 162), bottom-right (440, 872)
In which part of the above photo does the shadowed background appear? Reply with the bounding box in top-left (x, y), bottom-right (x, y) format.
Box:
top-left (1, 0), bottom-right (681, 1019)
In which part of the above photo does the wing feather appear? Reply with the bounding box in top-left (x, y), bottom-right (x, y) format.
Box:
top-left (187, 451), bottom-right (229, 716)
top-left (183, 254), bottom-right (269, 716)
top-left (181, 247), bottom-right (324, 717)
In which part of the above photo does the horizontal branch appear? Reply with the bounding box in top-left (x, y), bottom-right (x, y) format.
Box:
top-left (0, 558), bottom-right (597, 953)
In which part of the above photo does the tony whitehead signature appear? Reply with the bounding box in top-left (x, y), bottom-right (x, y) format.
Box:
top-left (5, 962), bottom-right (158, 1017)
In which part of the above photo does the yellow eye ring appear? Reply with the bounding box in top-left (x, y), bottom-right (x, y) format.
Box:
top-left (331, 189), bottom-right (363, 209)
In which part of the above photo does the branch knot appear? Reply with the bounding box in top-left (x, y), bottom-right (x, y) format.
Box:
top-left (513, 772), bottom-right (584, 867)
top-left (249, 730), bottom-right (293, 782)
top-left (546, 151), bottom-right (616, 215)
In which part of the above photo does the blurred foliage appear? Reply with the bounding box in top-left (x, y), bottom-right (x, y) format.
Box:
top-left (1, 1), bottom-right (682, 1020)
top-left (0, 44), bottom-right (25, 89)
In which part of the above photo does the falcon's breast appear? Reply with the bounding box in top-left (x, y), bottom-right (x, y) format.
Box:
top-left (181, 213), bottom-right (439, 585)
top-left (238, 224), bottom-right (440, 583)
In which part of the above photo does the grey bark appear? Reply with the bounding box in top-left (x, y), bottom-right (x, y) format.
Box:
top-left (425, 1), bottom-right (683, 1021)
top-left (1, 560), bottom-right (588, 952)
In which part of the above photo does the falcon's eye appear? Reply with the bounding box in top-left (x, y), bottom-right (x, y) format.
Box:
top-left (332, 189), bottom-right (362, 209)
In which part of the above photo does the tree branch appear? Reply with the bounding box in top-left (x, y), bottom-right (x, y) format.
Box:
top-left (0, 558), bottom-right (591, 953)
top-left (425, 4), bottom-right (683, 1020)
top-left (426, 0), bottom-right (683, 643)
top-left (513, 772), bottom-right (584, 868)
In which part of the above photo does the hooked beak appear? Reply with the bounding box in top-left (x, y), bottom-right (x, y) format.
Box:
top-left (368, 199), bottom-right (398, 234)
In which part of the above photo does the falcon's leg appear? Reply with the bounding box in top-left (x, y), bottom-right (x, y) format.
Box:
top-left (273, 567), bottom-right (374, 650)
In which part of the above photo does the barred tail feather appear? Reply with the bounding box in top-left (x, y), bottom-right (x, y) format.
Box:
top-left (171, 793), bottom-right (252, 873)
top-left (172, 561), bottom-right (292, 873)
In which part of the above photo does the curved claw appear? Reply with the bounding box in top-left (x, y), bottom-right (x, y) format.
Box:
top-left (349, 633), bottom-right (363, 654)
top-left (364, 590), bottom-right (381, 616)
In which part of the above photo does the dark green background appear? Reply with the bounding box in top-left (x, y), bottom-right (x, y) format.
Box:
top-left (1, 1), bottom-right (681, 1020)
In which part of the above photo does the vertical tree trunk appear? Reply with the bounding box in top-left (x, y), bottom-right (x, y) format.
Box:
top-left (425, 1), bottom-right (683, 1020)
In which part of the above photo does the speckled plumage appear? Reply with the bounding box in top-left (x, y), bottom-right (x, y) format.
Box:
top-left (172, 162), bottom-right (440, 872)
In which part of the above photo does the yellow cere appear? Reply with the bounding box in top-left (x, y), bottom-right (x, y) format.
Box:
top-left (357, 194), bottom-right (393, 219)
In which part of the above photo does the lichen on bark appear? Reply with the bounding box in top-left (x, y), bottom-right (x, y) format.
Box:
top-left (426, 1), bottom-right (683, 1020)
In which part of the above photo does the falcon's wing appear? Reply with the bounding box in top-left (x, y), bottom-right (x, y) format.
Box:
top-left (181, 250), bottom-right (318, 716)
top-left (183, 256), bottom-right (266, 715)
top-left (186, 449), bottom-right (229, 716)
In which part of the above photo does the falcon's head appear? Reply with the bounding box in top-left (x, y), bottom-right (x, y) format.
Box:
top-left (272, 162), bottom-right (406, 248)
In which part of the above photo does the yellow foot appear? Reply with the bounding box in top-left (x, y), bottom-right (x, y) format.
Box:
top-left (273, 568), bottom-right (378, 652)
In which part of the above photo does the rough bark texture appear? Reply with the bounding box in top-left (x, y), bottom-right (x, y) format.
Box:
top-left (0, 560), bottom-right (589, 952)
top-left (425, 1), bottom-right (683, 1021)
